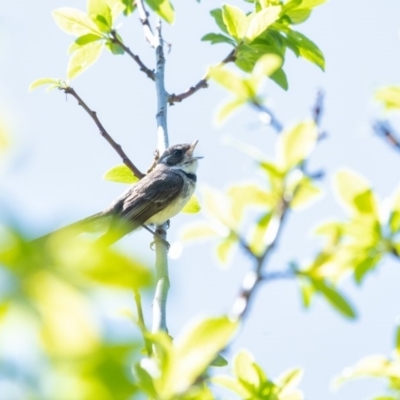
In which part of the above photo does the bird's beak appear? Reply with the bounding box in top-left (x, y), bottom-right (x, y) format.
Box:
top-left (188, 140), bottom-right (203, 159)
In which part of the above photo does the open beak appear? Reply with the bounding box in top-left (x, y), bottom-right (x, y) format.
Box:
top-left (188, 140), bottom-right (203, 160)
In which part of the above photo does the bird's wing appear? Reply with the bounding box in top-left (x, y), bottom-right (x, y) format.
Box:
top-left (118, 169), bottom-right (185, 227)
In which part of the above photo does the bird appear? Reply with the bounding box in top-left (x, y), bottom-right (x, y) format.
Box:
top-left (36, 141), bottom-right (202, 246)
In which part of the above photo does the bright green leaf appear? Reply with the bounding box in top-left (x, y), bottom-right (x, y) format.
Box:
top-left (290, 176), bottom-right (322, 209)
top-left (270, 67), bottom-right (289, 90)
top-left (162, 316), bottom-right (238, 397)
top-left (145, 0), bottom-right (175, 24)
top-left (103, 164), bottom-right (139, 184)
top-left (180, 222), bottom-right (219, 241)
top-left (278, 120), bottom-right (318, 170)
top-left (88, 0), bottom-right (112, 32)
top-left (335, 170), bottom-right (379, 216)
top-left (53, 8), bottom-right (103, 36)
top-left (216, 98), bottom-right (246, 123)
top-left (201, 32), bottom-right (236, 46)
top-left (222, 4), bottom-right (248, 40)
top-left (68, 33), bottom-right (103, 54)
top-left (276, 368), bottom-right (303, 396)
top-left (182, 194), bottom-right (201, 214)
top-left (376, 86), bottom-right (400, 111)
top-left (216, 235), bottom-right (237, 264)
top-left (212, 375), bottom-right (249, 398)
top-left (29, 78), bottom-right (67, 92)
top-left (210, 8), bottom-right (230, 35)
top-left (245, 6), bottom-right (281, 42)
top-left (311, 278), bottom-right (357, 319)
top-left (67, 40), bottom-right (104, 80)
top-left (395, 324), bottom-right (400, 359)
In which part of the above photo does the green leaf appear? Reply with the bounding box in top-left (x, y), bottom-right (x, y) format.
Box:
top-left (201, 33), bottom-right (235, 46)
top-left (270, 67), bottom-right (288, 90)
top-left (161, 316), bottom-right (238, 397)
top-left (216, 234), bottom-right (237, 264)
top-left (122, 0), bottom-right (136, 16)
top-left (180, 222), bottom-right (219, 241)
top-left (278, 120), bottom-right (318, 170)
top-left (376, 86), bottom-right (400, 111)
top-left (335, 170), bottom-right (379, 216)
top-left (182, 194), bottom-right (201, 214)
top-left (67, 40), bottom-right (104, 80)
top-left (212, 375), bottom-right (249, 398)
top-left (354, 254), bottom-right (382, 284)
top-left (216, 98), bottom-right (246, 123)
top-left (211, 353), bottom-right (228, 367)
top-left (210, 9), bottom-right (230, 35)
top-left (245, 6), bottom-right (281, 42)
top-left (145, 0), bottom-right (175, 24)
top-left (284, 0), bottom-right (326, 24)
top-left (68, 33), bottom-right (103, 54)
top-left (88, 0), bottom-right (112, 32)
top-left (285, 29), bottom-right (325, 70)
top-left (106, 40), bottom-right (125, 55)
top-left (222, 4), bottom-right (248, 40)
top-left (103, 164), bottom-right (139, 184)
top-left (62, 240), bottom-right (153, 289)
top-left (395, 324), bottom-right (400, 359)
top-left (53, 8), bottom-right (103, 37)
top-left (290, 176), bottom-right (322, 209)
top-left (276, 368), bottom-right (303, 396)
top-left (310, 278), bottom-right (357, 319)
top-left (29, 78), bottom-right (67, 92)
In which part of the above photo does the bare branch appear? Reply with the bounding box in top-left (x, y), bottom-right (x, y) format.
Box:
top-left (135, 0), bottom-right (157, 47)
top-left (168, 49), bottom-right (236, 105)
top-left (110, 31), bottom-right (155, 81)
top-left (151, 20), bottom-right (170, 333)
top-left (373, 120), bottom-right (400, 150)
top-left (63, 86), bottom-right (145, 179)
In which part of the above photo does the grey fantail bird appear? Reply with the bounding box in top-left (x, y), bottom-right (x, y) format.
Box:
top-left (36, 141), bottom-right (202, 246)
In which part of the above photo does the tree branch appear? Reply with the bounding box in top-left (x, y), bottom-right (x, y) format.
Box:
top-left (63, 86), bottom-right (145, 179)
top-left (110, 31), bottom-right (155, 81)
top-left (135, 0), bottom-right (157, 47)
top-left (373, 120), bottom-right (400, 150)
top-left (151, 20), bottom-right (170, 334)
top-left (168, 49), bottom-right (236, 105)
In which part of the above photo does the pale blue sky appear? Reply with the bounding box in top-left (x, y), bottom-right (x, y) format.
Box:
top-left (1, 1), bottom-right (400, 399)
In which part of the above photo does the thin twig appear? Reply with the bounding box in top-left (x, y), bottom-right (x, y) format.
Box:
top-left (168, 49), bottom-right (236, 105)
top-left (135, 0), bottom-right (157, 47)
top-left (134, 289), bottom-right (152, 356)
top-left (373, 120), bottom-right (400, 150)
top-left (110, 31), bottom-right (155, 80)
top-left (251, 101), bottom-right (284, 133)
top-left (230, 95), bottom-right (326, 320)
top-left (63, 86), bottom-right (145, 179)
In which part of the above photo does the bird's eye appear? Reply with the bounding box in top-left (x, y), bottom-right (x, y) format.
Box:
top-left (173, 149), bottom-right (182, 156)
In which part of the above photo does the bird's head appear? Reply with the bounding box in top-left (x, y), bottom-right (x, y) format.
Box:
top-left (159, 140), bottom-right (203, 173)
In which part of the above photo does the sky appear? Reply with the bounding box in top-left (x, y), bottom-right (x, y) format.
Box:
top-left (1, 0), bottom-right (400, 399)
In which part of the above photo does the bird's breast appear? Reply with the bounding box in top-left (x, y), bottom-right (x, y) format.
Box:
top-left (145, 180), bottom-right (195, 225)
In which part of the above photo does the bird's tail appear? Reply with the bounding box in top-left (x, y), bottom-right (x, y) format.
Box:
top-left (33, 211), bottom-right (111, 243)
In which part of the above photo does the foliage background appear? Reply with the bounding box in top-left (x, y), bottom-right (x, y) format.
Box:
top-left (1, 0), bottom-right (400, 399)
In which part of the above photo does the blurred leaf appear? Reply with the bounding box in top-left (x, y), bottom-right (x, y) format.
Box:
top-left (122, 0), bottom-right (136, 15)
top-left (212, 375), bottom-right (249, 398)
top-left (228, 183), bottom-right (273, 222)
top-left (67, 40), bottom-right (104, 80)
top-left (335, 170), bottom-right (379, 217)
top-left (276, 368), bottom-right (303, 396)
top-left (145, 0), bottom-right (175, 24)
top-left (395, 324), bottom-right (400, 359)
top-left (284, 0), bottom-right (326, 24)
top-left (53, 8), bottom-right (103, 36)
top-left (278, 120), bottom-right (318, 170)
top-left (29, 78), bottom-right (67, 92)
top-left (389, 187), bottom-right (400, 233)
top-left (290, 176), bottom-right (322, 209)
top-left (310, 277), bottom-right (357, 319)
top-left (216, 234), bottom-right (237, 264)
top-left (376, 86), bottom-right (400, 111)
top-left (106, 40), bottom-right (125, 55)
top-left (103, 164), bottom-right (139, 184)
top-left (180, 222), bottom-right (219, 241)
top-left (248, 212), bottom-right (273, 256)
top-left (252, 53), bottom-right (283, 81)
top-left (216, 98), bottom-right (246, 123)
top-left (160, 316), bottom-right (238, 397)
top-left (201, 32), bottom-right (235, 46)
top-left (222, 4), bottom-right (247, 41)
top-left (234, 350), bottom-right (264, 388)
top-left (182, 194), bottom-right (201, 214)
top-left (245, 6), bottom-right (281, 42)
top-left (211, 353), bottom-right (228, 367)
